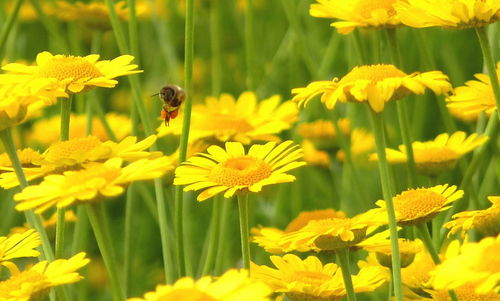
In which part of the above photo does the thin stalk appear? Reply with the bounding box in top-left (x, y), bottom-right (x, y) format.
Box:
top-left (155, 180), bottom-right (175, 282)
top-left (387, 270), bottom-right (393, 301)
top-left (0, 0), bottom-right (22, 62)
top-left (210, 0), bottom-right (222, 96)
top-left (244, 0), bottom-right (255, 90)
top-left (417, 224), bottom-right (459, 301)
top-left (476, 26), bottom-right (500, 120)
top-left (237, 193), bottom-right (251, 270)
top-left (29, 0), bottom-right (69, 53)
top-left (86, 203), bottom-right (125, 301)
top-left (386, 28), bottom-right (417, 187)
top-left (214, 198), bottom-right (232, 274)
top-left (336, 249), bottom-right (357, 301)
top-left (127, 0), bottom-right (140, 62)
top-left (369, 110), bottom-right (403, 301)
top-left (201, 197), bottom-right (222, 275)
top-left (123, 184), bottom-right (135, 294)
top-left (174, 0), bottom-right (195, 277)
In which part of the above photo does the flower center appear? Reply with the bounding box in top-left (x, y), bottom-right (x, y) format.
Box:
top-left (43, 136), bottom-right (103, 163)
top-left (291, 270), bottom-right (332, 286)
top-left (209, 156), bottom-right (272, 186)
top-left (35, 56), bottom-right (103, 81)
top-left (414, 146), bottom-right (459, 163)
top-left (393, 189), bottom-right (447, 220)
top-left (64, 163), bottom-right (121, 186)
top-left (353, 0), bottom-right (398, 18)
top-left (0, 270), bottom-right (47, 299)
top-left (340, 64), bottom-right (407, 84)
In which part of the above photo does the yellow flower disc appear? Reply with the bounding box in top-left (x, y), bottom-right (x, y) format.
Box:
top-left (35, 55), bottom-right (103, 81)
top-left (210, 157), bottom-right (272, 187)
top-left (393, 188), bottom-right (448, 225)
top-left (43, 136), bottom-right (104, 163)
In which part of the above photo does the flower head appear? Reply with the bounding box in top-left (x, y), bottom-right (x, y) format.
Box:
top-left (128, 269), bottom-right (272, 301)
top-left (14, 157), bottom-right (173, 213)
top-left (0, 252), bottom-right (89, 301)
top-left (292, 64), bottom-right (451, 112)
top-left (174, 141), bottom-right (305, 201)
top-left (445, 196), bottom-right (500, 237)
top-left (0, 230), bottom-right (40, 265)
top-left (251, 254), bottom-right (385, 301)
top-left (446, 62), bottom-right (499, 122)
top-left (1, 51), bottom-right (142, 93)
top-left (301, 140), bottom-right (331, 167)
top-left (310, 0), bottom-right (403, 34)
top-left (373, 131), bottom-right (489, 176)
top-left (336, 128), bottom-right (376, 164)
top-left (396, 0), bottom-right (500, 29)
top-left (364, 238), bottom-right (423, 268)
top-left (158, 92), bottom-right (298, 144)
top-left (296, 119), bottom-right (350, 151)
top-left (377, 185), bottom-right (463, 226)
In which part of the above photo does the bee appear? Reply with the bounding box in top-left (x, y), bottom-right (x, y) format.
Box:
top-left (156, 84), bottom-right (186, 126)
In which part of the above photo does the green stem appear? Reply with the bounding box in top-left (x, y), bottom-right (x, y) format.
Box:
top-left (369, 110), bottom-right (403, 301)
top-left (123, 184), bottom-right (135, 294)
top-left (155, 180), bottom-right (175, 282)
top-left (337, 249), bottom-right (357, 301)
top-left (385, 28), bottom-right (417, 187)
top-left (127, 0), bottom-right (140, 62)
top-left (387, 269), bottom-right (393, 301)
top-left (174, 0), bottom-right (195, 277)
top-left (476, 26), bottom-right (500, 120)
top-left (201, 197), bottom-right (222, 275)
top-left (210, 0), bottom-right (222, 96)
top-left (214, 198), bottom-right (232, 274)
top-left (237, 193), bottom-right (251, 270)
top-left (416, 224), bottom-right (459, 301)
top-left (0, 0), bottom-right (22, 62)
top-left (29, 0), bottom-right (69, 53)
top-left (244, 0), bottom-right (255, 90)
top-left (86, 203), bottom-right (125, 301)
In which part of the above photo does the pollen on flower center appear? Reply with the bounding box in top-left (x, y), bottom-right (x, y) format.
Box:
top-left (44, 136), bottom-right (103, 162)
top-left (393, 189), bottom-right (446, 219)
top-left (354, 0), bottom-right (398, 18)
top-left (0, 270), bottom-right (46, 297)
top-left (35, 56), bottom-right (103, 80)
top-left (293, 271), bottom-right (332, 286)
top-left (209, 156), bottom-right (272, 186)
top-left (339, 64), bottom-right (407, 84)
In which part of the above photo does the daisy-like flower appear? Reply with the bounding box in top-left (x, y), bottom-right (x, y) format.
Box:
top-left (395, 0), bottom-right (500, 29)
top-left (0, 148), bottom-right (42, 169)
top-left (363, 238), bottom-right (423, 268)
top-left (336, 128), bottom-right (376, 164)
top-left (427, 283), bottom-right (500, 301)
top-left (14, 157), bottom-right (173, 213)
top-left (251, 254), bottom-right (385, 301)
top-left (0, 135), bottom-right (160, 188)
top-left (297, 119), bottom-right (350, 151)
top-left (445, 196), bottom-right (500, 237)
top-left (174, 141), bottom-right (305, 201)
top-left (1, 51), bottom-right (142, 94)
top-left (28, 113), bottom-right (132, 146)
top-left (310, 0), bottom-right (403, 34)
top-left (0, 79), bottom-right (66, 131)
top-left (376, 185), bottom-right (464, 226)
top-left (0, 252), bottom-right (89, 301)
top-left (128, 269), bottom-right (272, 301)
top-left (0, 230), bottom-right (40, 265)
top-left (432, 235), bottom-right (500, 294)
top-left (371, 131), bottom-right (489, 176)
top-left (292, 64), bottom-right (452, 113)
top-left (158, 92), bottom-right (298, 144)
top-left (446, 62), bottom-right (499, 122)
top-left (301, 140), bottom-right (331, 167)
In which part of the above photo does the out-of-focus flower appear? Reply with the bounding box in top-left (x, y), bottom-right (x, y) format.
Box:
top-left (445, 196), bottom-right (500, 237)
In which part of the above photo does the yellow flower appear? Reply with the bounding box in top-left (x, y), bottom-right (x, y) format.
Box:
top-left (432, 235), bottom-right (500, 294)
top-left (1, 51), bottom-right (142, 93)
top-left (445, 196), bottom-right (500, 237)
top-left (376, 185), bottom-right (464, 226)
top-left (301, 140), bottom-right (331, 167)
top-left (0, 79), bottom-right (66, 131)
top-left (28, 113), bottom-right (132, 146)
top-left (364, 238), bottom-right (423, 268)
top-left (0, 230), bottom-right (40, 265)
top-left (372, 131), bottom-right (489, 176)
top-left (428, 283), bottom-right (500, 301)
top-left (0, 135), bottom-right (160, 188)
top-left (157, 92), bottom-right (298, 144)
top-left (128, 269), bottom-right (272, 301)
top-left (0, 252), bottom-right (89, 301)
top-left (310, 0), bottom-right (403, 34)
top-left (396, 0), bottom-right (500, 29)
top-left (0, 148), bottom-right (42, 169)
top-left (446, 62), bottom-right (499, 122)
top-left (292, 64), bottom-right (451, 113)
top-left (14, 157), bottom-right (173, 213)
top-left (336, 128), bottom-right (376, 164)
top-left (251, 254), bottom-right (385, 301)
top-left (174, 141), bottom-right (305, 201)
top-left (296, 119), bottom-right (350, 151)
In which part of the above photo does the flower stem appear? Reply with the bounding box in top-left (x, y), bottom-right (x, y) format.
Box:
top-left (0, 0), bottom-right (22, 62)
top-left (214, 198), bottom-right (232, 274)
top-left (237, 193), bottom-right (251, 270)
top-left (476, 26), bottom-right (500, 121)
top-left (86, 203), bottom-right (125, 301)
top-left (337, 248), bottom-right (357, 301)
top-left (369, 110), bottom-right (403, 301)
top-left (245, 0), bottom-right (255, 90)
top-left (201, 196), bottom-right (222, 275)
top-left (210, 0), bottom-right (222, 96)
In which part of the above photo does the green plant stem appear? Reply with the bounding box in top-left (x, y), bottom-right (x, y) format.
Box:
top-left (476, 26), bottom-right (500, 120)
top-left (201, 197), bottom-right (222, 275)
top-left (387, 269), bottom-right (393, 301)
top-left (155, 180), bottom-right (176, 282)
top-left (0, 0), bottom-right (22, 62)
top-left (369, 110), bottom-right (403, 301)
top-left (386, 28), bottom-right (417, 187)
top-left (86, 203), bottom-right (125, 301)
top-left (337, 249), bottom-right (357, 301)
top-left (123, 184), bottom-right (135, 294)
top-left (244, 0), bottom-right (255, 90)
top-left (127, 0), bottom-right (139, 62)
top-left (29, 0), bottom-right (69, 53)
top-left (237, 193), bottom-right (251, 270)
top-left (210, 0), bottom-right (222, 96)
top-left (214, 198), bottom-right (232, 274)
top-left (417, 224), bottom-right (459, 301)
